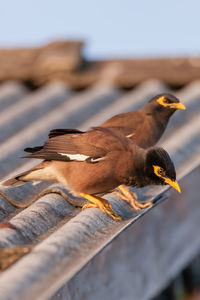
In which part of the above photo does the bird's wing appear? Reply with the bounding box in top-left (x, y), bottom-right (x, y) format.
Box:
top-left (101, 111), bottom-right (144, 136)
top-left (24, 128), bottom-right (84, 153)
top-left (48, 128), bottom-right (83, 139)
top-left (24, 127), bottom-right (129, 163)
top-left (104, 126), bottom-right (137, 137)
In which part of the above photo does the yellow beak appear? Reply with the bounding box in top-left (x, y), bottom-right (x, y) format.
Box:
top-left (171, 102), bottom-right (186, 110)
top-left (164, 178), bottom-right (181, 193)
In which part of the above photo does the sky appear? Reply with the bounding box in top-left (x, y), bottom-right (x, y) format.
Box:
top-left (0, 0), bottom-right (200, 59)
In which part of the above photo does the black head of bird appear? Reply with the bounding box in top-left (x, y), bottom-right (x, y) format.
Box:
top-left (144, 93), bottom-right (186, 116)
top-left (143, 147), bottom-right (180, 192)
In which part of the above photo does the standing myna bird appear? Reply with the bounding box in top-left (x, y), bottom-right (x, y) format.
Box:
top-left (39, 93), bottom-right (185, 210)
top-left (101, 93), bottom-right (186, 148)
top-left (0, 127), bottom-right (181, 221)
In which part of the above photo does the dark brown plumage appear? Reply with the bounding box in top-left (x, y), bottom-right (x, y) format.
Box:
top-left (101, 93), bottom-right (186, 148)
top-left (1, 127), bottom-right (180, 221)
top-left (23, 93), bottom-right (185, 211)
top-left (26, 93), bottom-right (185, 150)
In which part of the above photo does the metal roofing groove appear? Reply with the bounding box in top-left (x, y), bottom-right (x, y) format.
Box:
top-left (0, 182), bottom-right (51, 222)
top-left (161, 114), bottom-right (200, 153)
top-left (175, 80), bottom-right (200, 100)
top-left (158, 115), bottom-right (200, 173)
top-left (0, 82), bottom-right (28, 112)
top-left (0, 83), bottom-right (71, 143)
top-left (0, 185), bottom-right (79, 248)
top-left (0, 83), bottom-right (67, 126)
top-left (0, 85), bottom-right (121, 177)
top-left (158, 91), bottom-right (200, 143)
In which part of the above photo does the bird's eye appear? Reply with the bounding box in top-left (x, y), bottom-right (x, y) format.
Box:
top-left (158, 167), bottom-right (165, 176)
top-left (153, 165), bottom-right (166, 178)
top-left (163, 98), bottom-right (171, 104)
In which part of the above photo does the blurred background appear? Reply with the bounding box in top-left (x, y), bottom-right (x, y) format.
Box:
top-left (0, 1), bottom-right (199, 300)
top-left (0, 0), bottom-right (200, 59)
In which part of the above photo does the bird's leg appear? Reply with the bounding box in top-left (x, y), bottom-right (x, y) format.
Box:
top-left (115, 188), bottom-right (141, 211)
top-left (80, 193), bottom-right (122, 221)
top-left (115, 185), bottom-right (152, 210)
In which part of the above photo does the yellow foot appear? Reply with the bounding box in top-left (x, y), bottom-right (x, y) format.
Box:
top-left (115, 185), bottom-right (152, 211)
top-left (82, 203), bottom-right (97, 209)
top-left (80, 193), bottom-right (122, 221)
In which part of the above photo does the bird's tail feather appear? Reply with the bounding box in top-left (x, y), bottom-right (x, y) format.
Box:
top-left (0, 170), bottom-right (33, 188)
top-left (0, 162), bottom-right (53, 188)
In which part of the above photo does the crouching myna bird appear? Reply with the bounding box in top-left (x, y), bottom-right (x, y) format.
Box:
top-left (0, 127), bottom-right (180, 221)
top-left (101, 93), bottom-right (186, 148)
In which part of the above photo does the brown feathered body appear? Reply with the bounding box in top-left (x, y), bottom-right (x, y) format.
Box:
top-left (101, 93), bottom-right (181, 148)
top-left (1, 127), bottom-right (176, 196)
top-left (21, 128), bottom-right (144, 195)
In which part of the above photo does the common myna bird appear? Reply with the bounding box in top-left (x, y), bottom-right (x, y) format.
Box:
top-left (35, 93), bottom-right (185, 209)
top-left (101, 93), bottom-right (186, 148)
top-left (0, 127), bottom-right (180, 221)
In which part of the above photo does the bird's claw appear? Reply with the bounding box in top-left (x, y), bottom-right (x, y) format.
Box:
top-left (115, 185), bottom-right (153, 210)
top-left (82, 197), bottom-right (122, 221)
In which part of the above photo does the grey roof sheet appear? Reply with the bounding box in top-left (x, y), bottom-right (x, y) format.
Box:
top-left (0, 80), bottom-right (199, 300)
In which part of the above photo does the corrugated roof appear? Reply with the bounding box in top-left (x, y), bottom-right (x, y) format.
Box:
top-left (0, 41), bottom-right (199, 300)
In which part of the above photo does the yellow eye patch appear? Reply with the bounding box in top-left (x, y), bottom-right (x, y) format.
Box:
top-left (153, 165), bottom-right (165, 177)
top-left (157, 96), bottom-right (171, 108)
top-left (157, 96), bottom-right (186, 110)
top-left (153, 165), bottom-right (181, 193)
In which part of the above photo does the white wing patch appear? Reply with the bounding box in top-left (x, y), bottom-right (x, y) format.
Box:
top-left (59, 153), bottom-right (105, 163)
top-left (59, 153), bottom-right (89, 161)
top-left (89, 157), bottom-right (104, 163)
top-left (126, 133), bottom-right (135, 138)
